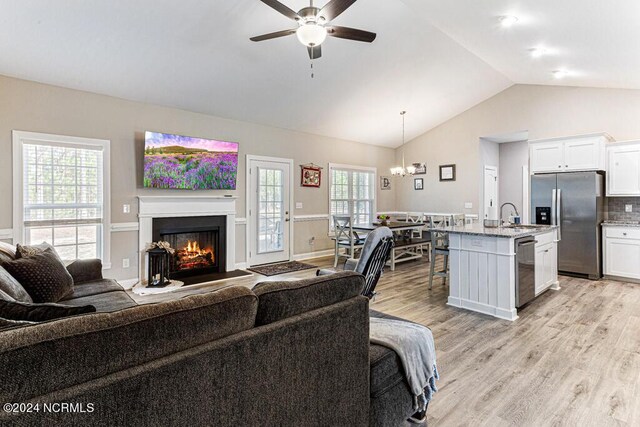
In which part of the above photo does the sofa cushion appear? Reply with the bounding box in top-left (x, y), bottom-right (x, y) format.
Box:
top-left (61, 279), bottom-right (124, 300)
top-left (369, 309), bottom-right (423, 397)
top-left (61, 290), bottom-right (137, 312)
top-left (370, 343), bottom-right (406, 397)
top-left (0, 299), bottom-right (96, 322)
top-left (0, 265), bottom-right (33, 303)
top-left (65, 258), bottom-right (103, 284)
top-left (0, 286), bottom-right (258, 401)
top-left (2, 248), bottom-right (74, 303)
top-left (0, 317), bottom-right (35, 331)
top-left (252, 270), bottom-right (365, 326)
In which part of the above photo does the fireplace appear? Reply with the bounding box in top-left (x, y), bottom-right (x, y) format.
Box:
top-left (152, 215), bottom-right (227, 281)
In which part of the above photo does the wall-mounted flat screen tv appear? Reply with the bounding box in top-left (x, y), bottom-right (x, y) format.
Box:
top-left (143, 131), bottom-right (238, 190)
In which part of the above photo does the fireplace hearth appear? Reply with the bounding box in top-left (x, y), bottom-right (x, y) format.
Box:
top-left (152, 216), bottom-right (226, 281)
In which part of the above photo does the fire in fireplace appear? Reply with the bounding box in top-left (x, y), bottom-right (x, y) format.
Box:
top-left (174, 239), bottom-right (215, 271)
top-left (152, 215), bottom-right (227, 281)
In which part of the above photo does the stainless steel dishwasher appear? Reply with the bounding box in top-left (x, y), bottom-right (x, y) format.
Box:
top-left (515, 236), bottom-right (537, 308)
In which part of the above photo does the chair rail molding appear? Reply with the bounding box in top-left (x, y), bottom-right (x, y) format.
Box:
top-left (0, 229), bottom-right (13, 240)
top-left (110, 222), bottom-right (139, 233)
top-left (293, 214), bottom-right (330, 222)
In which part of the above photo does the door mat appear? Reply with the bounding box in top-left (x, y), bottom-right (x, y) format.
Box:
top-left (248, 261), bottom-right (318, 276)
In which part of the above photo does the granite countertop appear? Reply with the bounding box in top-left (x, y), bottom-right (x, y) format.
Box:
top-left (602, 220), bottom-right (640, 227)
top-left (435, 223), bottom-right (558, 238)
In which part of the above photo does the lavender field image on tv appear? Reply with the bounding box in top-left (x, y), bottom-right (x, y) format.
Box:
top-left (143, 131), bottom-right (238, 190)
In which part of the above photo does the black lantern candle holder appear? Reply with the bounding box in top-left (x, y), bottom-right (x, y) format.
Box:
top-left (147, 247), bottom-right (171, 287)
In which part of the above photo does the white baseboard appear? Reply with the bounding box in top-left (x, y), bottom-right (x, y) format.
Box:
top-left (234, 262), bottom-right (248, 270)
top-left (118, 278), bottom-right (139, 290)
top-left (293, 249), bottom-right (334, 261)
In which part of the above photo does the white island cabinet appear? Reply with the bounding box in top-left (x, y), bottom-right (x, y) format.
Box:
top-left (444, 224), bottom-right (559, 321)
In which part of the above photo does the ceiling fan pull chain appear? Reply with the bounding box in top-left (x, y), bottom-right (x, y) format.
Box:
top-left (311, 60), bottom-right (314, 79)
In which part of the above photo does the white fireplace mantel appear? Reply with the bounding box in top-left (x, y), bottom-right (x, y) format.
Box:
top-left (137, 195), bottom-right (237, 282)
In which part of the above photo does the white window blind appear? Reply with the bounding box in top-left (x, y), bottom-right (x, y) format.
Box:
top-left (329, 165), bottom-right (375, 231)
top-left (22, 141), bottom-right (105, 261)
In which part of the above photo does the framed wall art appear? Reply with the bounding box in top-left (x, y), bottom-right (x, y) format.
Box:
top-left (412, 163), bottom-right (427, 175)
top-left (300, 163), bottom-right (322, 187)
top-left (380, 176), bottom-right (392, 191)
top-left (439, 164), bottom-right (456, 182)
top-left (414, 178), bottom-right (424, 190)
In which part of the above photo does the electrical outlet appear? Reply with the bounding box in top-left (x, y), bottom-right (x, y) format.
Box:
top-left (123, 204), bottom-right (131, 214)
top-left (464, 202), bottom-right (473, 209)
top-left (625, 204), bottom-right (633, 213)
top-left (296, 202), bottom-right (303, 209)
top-left (309, 236), bottom-right (315, 245)
top-left (122, 258), bottom-right (130, 269)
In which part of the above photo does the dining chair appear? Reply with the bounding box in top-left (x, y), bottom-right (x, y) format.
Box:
top-left (451, 214), bottom-right (465, 227)
top-left (406, 212), bottom-right (426, 239)
top-left (332, 215), bottom-right (366, 268)
top-left (428, 215), bottom-right (450, 289)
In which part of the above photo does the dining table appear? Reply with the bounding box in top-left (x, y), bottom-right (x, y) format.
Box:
top-left (351, 221), bottom-right (428, 271)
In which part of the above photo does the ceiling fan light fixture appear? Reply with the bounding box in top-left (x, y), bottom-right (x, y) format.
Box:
top-left (499, 15), bottom-right (519, 28)
top-left (296, 23), bottom-right (327, 47)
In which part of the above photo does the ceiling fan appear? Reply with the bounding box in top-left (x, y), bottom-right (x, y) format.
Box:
top-left (250, 0), bottom-right (376, 60)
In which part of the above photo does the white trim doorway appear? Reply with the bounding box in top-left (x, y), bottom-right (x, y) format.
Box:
top-left (483, 165), bottom-right (499, 220)
top-left (246, 155), bottom-right (294, 267)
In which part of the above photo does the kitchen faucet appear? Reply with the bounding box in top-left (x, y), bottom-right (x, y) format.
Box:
top-left (500, 202), bottom-right (520, 224)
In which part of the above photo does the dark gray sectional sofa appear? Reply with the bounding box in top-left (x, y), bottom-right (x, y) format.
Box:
top-left (0, 260), bottom-right (418, 426)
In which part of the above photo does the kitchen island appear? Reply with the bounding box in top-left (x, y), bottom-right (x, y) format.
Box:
top-left (440, 223), bottom-right (559, 321)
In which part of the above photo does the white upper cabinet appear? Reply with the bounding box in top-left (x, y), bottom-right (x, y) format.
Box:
top-left (529, 133), bottom-right (611, 174)
top-left (607, 141), bottom-right (640, 196)
top-left (530, 142), bottom-right (564, 172)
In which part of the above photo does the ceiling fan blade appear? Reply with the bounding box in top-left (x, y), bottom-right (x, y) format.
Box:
top-left (318, 0), bottom-right (358, 22)
top-left (326, 26), bottom-right (376, 43)
top-left (250, 29), bottom-right (297, 42)
top-left (259, 0), bottom-right (301, 21)
top-left (307, 45), bottom-right (322, 60)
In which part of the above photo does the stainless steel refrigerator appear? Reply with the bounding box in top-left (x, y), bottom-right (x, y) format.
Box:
top-left (531, 171), bottom-right (605, 279)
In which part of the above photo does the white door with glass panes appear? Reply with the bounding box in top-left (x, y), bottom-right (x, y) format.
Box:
top-left (248, 158), bottom-right (292, 266)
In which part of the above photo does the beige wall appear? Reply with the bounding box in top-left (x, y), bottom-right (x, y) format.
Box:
top-left (396, 84), bottom-right (640, 215)
top-left (498, 140), bottom-right (529, 217)
top-left (0, 75), bottom-right (396, 280)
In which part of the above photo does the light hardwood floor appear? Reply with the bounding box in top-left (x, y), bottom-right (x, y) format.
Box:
top-left (128, 256), bottom-right (640, 426)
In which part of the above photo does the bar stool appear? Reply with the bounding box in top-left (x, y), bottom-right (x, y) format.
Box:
top-left (428, 215), bottom-right (449, 289)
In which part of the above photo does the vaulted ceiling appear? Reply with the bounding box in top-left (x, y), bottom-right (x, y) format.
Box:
top-left (0, 1), bottom-right (636, 147)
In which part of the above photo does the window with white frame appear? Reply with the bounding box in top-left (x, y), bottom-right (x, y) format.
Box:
top-left (329, 164), bottom-right (376, 231)
top-left (13, 132), bottom-right (110, 264)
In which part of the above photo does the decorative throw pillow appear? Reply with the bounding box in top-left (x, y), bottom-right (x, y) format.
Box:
top-left (3, 249), bottom-right (74, 303)
top-left (0, 241), bottom-right (16, 259)
top-left (0, 265), bottom-right (33, 303)
top-left (15, 242), bottom-right (58, 259)
top-left (0, 300), bottom-right (95, 322)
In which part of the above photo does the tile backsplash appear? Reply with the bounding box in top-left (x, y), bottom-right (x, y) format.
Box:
top-left (607, 197), bottom-right (640, 221)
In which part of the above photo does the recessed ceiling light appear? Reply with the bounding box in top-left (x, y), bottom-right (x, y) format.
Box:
top-left (499, 15), bottom-right (519, 27)
top-left (552, 70), bottom-right (569, 79)
top-left (529, 47), bottom-right (547, 58)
